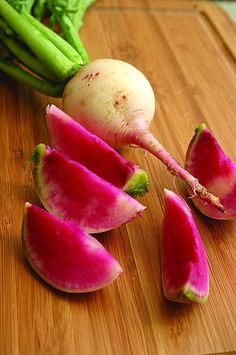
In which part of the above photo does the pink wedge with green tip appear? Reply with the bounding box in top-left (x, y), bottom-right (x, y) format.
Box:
top-left (161, 189), bottom-right (209, 304)
top-left (30, 144), bottom-right (145, 234)
top-left (185, 123), bottom-right (236, 219)
top-left (46, 105), bottom-right (148, 197)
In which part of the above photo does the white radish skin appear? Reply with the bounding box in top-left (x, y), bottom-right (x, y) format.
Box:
top-left (62, 58), bottom-right (224, 212)
top-left (63, 58), bottom-right (155, 147)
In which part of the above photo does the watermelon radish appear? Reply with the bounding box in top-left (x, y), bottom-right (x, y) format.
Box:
top-left (46, 105), bottom-right (149, 197)
top-left (185, 124), bottom-right (236, 219)
top-left (161, 189), bottom-right (209, 303)
top-left (22, 203), bottom-right (122, 293)
top-left (30, 144), bottom-right (145, 233)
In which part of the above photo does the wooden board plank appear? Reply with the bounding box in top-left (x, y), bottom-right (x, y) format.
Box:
top-left (1, 2), bottom-right (236, 354)
top-left (95, 0), bottom-right (197, 9)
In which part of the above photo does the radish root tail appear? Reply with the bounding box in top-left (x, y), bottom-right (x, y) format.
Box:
top-left (188, 180), bottom-right (226, 213)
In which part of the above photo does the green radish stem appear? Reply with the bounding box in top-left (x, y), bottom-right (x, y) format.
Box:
top-left (0, 59), bottom-right (64, 97)
top-left (0, 0), bottom-right (79, 81)
top-left (22, 11), bottom-right (84, 65)
top-left (7, 0), bottom-right (35, 13)
top-left (0, 33), bottom-right (58, 80)
top-left (68, 0), bottom-right (96, 31)
top-left (0, 0), bottom-right (89, 95)
top-left (54, 13), bottom-right (89, 63)
top-left (0, 18), bottom-right (13, 35)
top-left (22, 0), bottom-right (35, 13)
top-left (40, 0), bottom-right (90, 62)
top-left (33, 0), bottom-right (47, 20)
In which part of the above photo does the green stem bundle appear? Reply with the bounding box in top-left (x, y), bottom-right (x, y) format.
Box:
top-left (0, 0), bottom-right (94, 97)
top-left (0, 58), bottom-right (64, 96)
top-left (0, 32), bottom-right (57, 80)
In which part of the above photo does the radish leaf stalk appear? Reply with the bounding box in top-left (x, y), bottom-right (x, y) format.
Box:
top-left (0, 33), bottom-right (58, 80)
top-left (22, 11), bottom-right (84, 65)
top-left (0, 0), bottom-right (79, 81)
top-left (68, 0), bottom-right (96, 32)
top-left (46, 1), bottom-right (89, 63)
top-left (0, 58), bottom-right (64, 96)
top-left (33, 0), bottom-right (46, 20)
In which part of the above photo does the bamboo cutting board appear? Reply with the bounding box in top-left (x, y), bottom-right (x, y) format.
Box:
top-left (1, 1), bottom-right (236, 354)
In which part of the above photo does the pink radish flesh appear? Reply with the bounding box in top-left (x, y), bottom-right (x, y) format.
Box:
top-left (161, 189), bottom-right (209, 303)
top-left (185, 123), bottom-right (236, 219)
top-left (31, 144), bottom-right (145, 233)
top-left (46, 104), bottom-right (148, 196)
top-left (23, 203), bottom-right (122, 292)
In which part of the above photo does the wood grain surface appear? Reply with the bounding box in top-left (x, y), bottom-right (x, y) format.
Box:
top-left (1, 1), bottom-right (236, 354)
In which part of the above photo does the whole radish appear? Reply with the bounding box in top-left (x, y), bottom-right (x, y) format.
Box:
top-left (63, 59), bottom-right (155, 148)
top-left (63, 59), bottom-right (224, 213)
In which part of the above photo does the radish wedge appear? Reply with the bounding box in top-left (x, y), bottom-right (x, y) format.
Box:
top-left (185, 124), bottom-right (236, 219)
top-left (46, 105), bottom-right (148, 197)
top-left (161, 189), bottom-right (209, 304)
top-left (22, 203), bottom-right (122, 293)
top-left (30, 144), bottom-right (145, 233)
